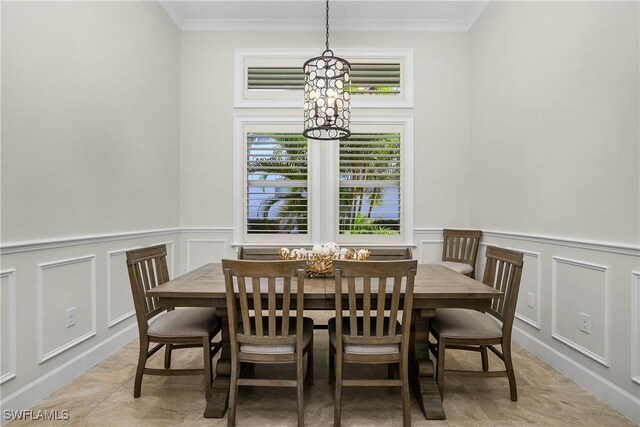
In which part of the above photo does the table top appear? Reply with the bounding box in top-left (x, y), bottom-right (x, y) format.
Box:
top-left (148, 263), bottom-right (502, 301)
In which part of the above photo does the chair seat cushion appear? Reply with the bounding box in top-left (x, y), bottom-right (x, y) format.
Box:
top-left (328, 317), bottom-right (400, 354)
top-left (440, 261), bottom-right (474, 275)
top-left (148, 308), bottom-right (221, 338)
top-left (431, 308), bottom-right (502, 340)
top-left (240, 317), bottom-right (314, 354)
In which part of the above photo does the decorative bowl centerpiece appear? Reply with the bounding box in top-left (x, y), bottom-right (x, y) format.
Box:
top-left (278, 242), bottom-right (370, 277)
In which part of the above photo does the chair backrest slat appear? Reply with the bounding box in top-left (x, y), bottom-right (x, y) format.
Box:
top-left (126, 245), bottom-right (171, 335)
top-left (252, 276), bottom-right (264, 337)
top-left (223, 260), bottom-right (306, 352)
top-left (363, 277), bottom-right (371, 337)
top-left (237, 276), bottom-right (251, 336)
top-left (334, 260), bottom-right (417, 349)
top-left (388, 275), bottom-right (402, 335)
top-left (376, 277), bottom-right (387, 337)
top-left (348, 277), bottom-right (358, 337)
top-left (482, 246), bottom-right (524, 332)
top-left (268, 277), bottom-right (276, 337)
top-left (282, 276), bottom-right (291, 336)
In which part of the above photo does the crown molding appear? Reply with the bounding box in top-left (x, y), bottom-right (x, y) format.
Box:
top-left (159, 1), bottom-right (492, 33)
top-left (159, 1), bottom-right (185, 30)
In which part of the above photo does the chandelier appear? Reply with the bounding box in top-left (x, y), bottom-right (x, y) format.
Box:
top-left (303, 0), bottom-right (351, 140)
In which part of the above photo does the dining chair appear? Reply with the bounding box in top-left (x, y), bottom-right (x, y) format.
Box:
top-left (440, 229), bottom-right (482, 278)
top-left (428, 245), bottom-right (524, 401)
top-left (329, 260), bottom-right (418, 427)
top-left (222, 259), bottom-right (314, 427)
top-left (126, 245), bottom-right (222, 399)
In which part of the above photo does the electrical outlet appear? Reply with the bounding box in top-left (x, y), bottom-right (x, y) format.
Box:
top-left (579, 312), bottom-right (591, 334)
top-left (527, 292), bottom-right (535, 308)
top-left (66, 307), bottom-right (77, 328)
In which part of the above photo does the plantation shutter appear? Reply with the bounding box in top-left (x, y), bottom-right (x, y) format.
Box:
top-left (246, 133), bottom-right (308, 235)
top-left (247, 62), bottom-right (401, 95)
top-left (339, 133), bottom-right (401, 235)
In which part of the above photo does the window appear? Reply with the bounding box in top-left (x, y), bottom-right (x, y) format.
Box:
top-left (233, 49), bottom-right (413, 246)
top-left (246, 132), bottom-right (308, 236)
top-left (235, 49), bottom-right (413, 108)
top-left (339, 132), bottom-right (401, 236)
top-left (234, 117), bottom-right (413, 245)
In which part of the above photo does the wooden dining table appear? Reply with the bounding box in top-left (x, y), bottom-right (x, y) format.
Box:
top-left (147, 262), bottom-right (502, 420)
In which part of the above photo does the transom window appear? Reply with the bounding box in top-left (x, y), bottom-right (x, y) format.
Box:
top-left (234, 49), bottom-right (413, 108)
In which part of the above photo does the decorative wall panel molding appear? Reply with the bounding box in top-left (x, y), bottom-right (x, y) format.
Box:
top-left (106, 247), bottom-right (141, 328)
top-left (418, 239), bottom-right (443, 264)
top-left (505, 247), bottom-right (541, 330)
top-left (551, 256), bottom-right (610, 367)
top-left (0, 269), bottom-right (17, 384)
top-left (632, 271), bottom-right (640, 385)
top-left (37, 256), bottom-right (97, 363)
top-left (186, 239), bottom-right (228, 271)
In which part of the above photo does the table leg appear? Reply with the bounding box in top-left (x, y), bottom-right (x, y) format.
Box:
top-left (409, 308), bottom-right (445, 420)
top-left (204, 310), bottom-right (231, 418)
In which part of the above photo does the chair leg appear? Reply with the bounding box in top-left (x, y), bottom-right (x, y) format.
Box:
top-left (503, 341), bottom-right (517, 401)
top-left (164, 343), bottom-right (173, 369)
top-left (134, 337), bottom-right (149, 398)
top-left (480, 345), bottom-right (489, 372)
top-left (228, 359), bottom-right (239, 427)
top-left (401, 358), bottom-right (411, 427)
top-left (436, 339), bottom-right (446, 400)
top-left (306, 339), bottom-right (314, 386)
top-left (328, 346), bottom-right (335, 385)
top-left (203, 337), bottom-right (213, 400)
top-left (334, 353), bottom-right (343, 427)
top-left (297, 354), bottom-right (305, 427)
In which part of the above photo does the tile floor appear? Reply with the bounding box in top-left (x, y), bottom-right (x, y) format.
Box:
top-left (7, 330), bottom-right (635, 427)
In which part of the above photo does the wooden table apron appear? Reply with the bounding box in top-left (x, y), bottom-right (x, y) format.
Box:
top-left (147, 263), bottom-right (502, 420)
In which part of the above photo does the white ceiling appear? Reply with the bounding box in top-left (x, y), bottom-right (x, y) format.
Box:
top-left (160, 0), bottom-right (491, 32)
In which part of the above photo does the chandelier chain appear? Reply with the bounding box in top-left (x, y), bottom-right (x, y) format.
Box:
top-left (325, 0), bottom-right (330, 52)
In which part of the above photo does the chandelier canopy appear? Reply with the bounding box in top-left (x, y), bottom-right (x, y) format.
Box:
top-left (303, 0), bottom-right (351, 140)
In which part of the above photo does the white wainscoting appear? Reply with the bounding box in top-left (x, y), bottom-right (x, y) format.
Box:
top-left (0, 229), bottom-right (181, 425)
top-left (632, 271), bottom-right (640, 385)
top-left (37, 255), bottom-right (97, 364)
top-left (1, 227), bottom-right (638, 425)
top-left (478, 232), bottom-right (638, 424)
top-left (0, 269), bottom-right (17, 385)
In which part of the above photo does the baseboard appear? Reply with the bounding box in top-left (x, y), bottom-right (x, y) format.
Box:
top-left (0, 324), bottom-right (137, 426)
top-left (512, 326), bottom-right (640, 425)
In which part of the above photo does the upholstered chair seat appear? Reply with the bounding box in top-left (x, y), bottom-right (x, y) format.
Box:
top-left (431, 308), bottom-right (502, 340)
top-left (439, 261), bottom-right (474, 275)
top-left (148, 308), bottom-right (221, 338)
